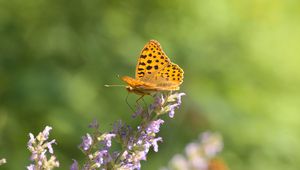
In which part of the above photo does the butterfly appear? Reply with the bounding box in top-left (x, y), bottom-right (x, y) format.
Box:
top-left (121, 40), bottom-right (184, 96)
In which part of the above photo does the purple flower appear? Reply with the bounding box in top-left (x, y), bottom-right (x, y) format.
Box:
top-left (88, 119), bottom-right (99, 129)
top-left (149, 94), bottom-right (165, 111)
top-left (168, 104), bottom-right (178, 118)
top-left (36, 126), bottom-right (52, 141)
top-left (27, 164), bottom-right (35, 170)
top-left (28, 133), bottom-right (35, 145)
top-left (75, 92), bottom-right (185, 170)
top-left (176, 93), bottom-right (185, 105)
top-left (120, 163), bottom-right (141, 170)
top-left (47, 140), bottom-right (56, 154)
top-left (201, 132), bottom-right (223, 158)
top-left (151, 137), bottom-right (163, 152)
top-left (132, 105), bottom-right (143, 118)
top-left (112, 120), bottom-right (122, 134)
top-left (98, 133), bottom-right (116, 147)
top-left (166, 93), bottom-right (185, 118)
top-left (167, 93), bottom-right (185, 104)
top-left (113, 120), bottom-right (131, 142)
top-left (70, 160), bottom-right (79, 170)
top-left (93, 149), bottom-right (112, 167)
top-left (27, 126), bottom-right (59, 170)
top-left (146, 119), bottom-right (164, 134)
top-left (80, 133), bottom-right (93, 151)
top-left (42, 126), bottom-right (52, 138)
top-left (164, 132), bottom-right (223, 170)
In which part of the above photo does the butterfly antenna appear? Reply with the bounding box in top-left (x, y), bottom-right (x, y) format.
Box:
top-left (104, 84), bottom-right (125, 87)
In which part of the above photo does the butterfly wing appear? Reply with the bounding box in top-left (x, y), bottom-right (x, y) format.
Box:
top-left (134, 40), bottom-right (184, 91)
top-left (134, 62), bottom-right (184, 91)
top-left (153, 62), bottom-right (184, 90)
top-left (135, 40), bottom-right (170, 80)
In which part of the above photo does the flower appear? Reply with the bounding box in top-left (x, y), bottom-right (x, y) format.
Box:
top-left (132, 105), bottom-right (144, 118)
top-left (27, 126), bottom-right (59, 170)
top-left (70, 160), bottom-right (79, 170)
top-left (167, 104), bottom-right (177, 118)
top-left (151, 137), bottom-right (163, 152)
top-left (75, 92), bottom-right (185, 170)
top-left (200, 132), bottom-right (223, 158)
top-left (47, 140), bottom-right (56, 154)
top-left (89, 119), bottom-right (100, 129)
top-left (36, 126), bottom-right (52, 141)
top-left (163, 132), bottom-right (225, 170)
top-left (168, 154), bottom-right (189, 170)
top-left (80, 133), bottom-right (93, 151)
top-left (149, 94), bottom-right (165, 112)
top-left (114, 118), bottom-right (164, 168)
top-left (146, 119), bottom-right (164, 134)
top-left (0, 158), bottom-right (6, 166)
top-left (165, 93), bottom-right (185, 118)
top-left (93, 150), bottom-right (107, 166)
top-left (27, 164), bottom-right (35, 170)
top-left (113, 120), bottom-right (133, 143)
top-left (98, 133), bottom-right (116, 147)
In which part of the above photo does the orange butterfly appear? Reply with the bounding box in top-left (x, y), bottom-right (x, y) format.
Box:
top-left (121, 40), bottom-right (184, 96)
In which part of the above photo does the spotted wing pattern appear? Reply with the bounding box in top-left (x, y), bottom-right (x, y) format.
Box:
top-left (135, 40), bottom-right (170, 80)
top-left (154, 62), bottom-right (184, 90)
top-left (123, 40), bottom-right (184, 93)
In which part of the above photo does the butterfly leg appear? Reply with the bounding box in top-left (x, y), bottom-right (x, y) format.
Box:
top-left (132, 95), bottom-right (143, 113)
top-left (136, 95), bottom-right (145, 105)
top-left (141, 97), bottom-right (147, 107)
top-left (125, 92), bottom-right (135, 113)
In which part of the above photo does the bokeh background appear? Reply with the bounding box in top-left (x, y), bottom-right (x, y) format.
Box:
top-left (1, 0), bottom-right (300, 169)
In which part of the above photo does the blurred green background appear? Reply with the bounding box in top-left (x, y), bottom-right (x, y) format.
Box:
top-left (0, 0), bottom-right (300, 169)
